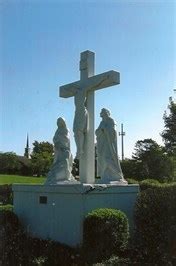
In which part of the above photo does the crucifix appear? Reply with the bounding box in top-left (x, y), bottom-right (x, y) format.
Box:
top-left (59, 50), bottom-right (120, 183)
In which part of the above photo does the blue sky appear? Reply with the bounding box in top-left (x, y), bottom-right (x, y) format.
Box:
top-left (1, 0), bottom-right (175, 158)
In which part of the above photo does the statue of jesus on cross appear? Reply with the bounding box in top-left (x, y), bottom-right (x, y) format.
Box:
top-left (73, 87), bottom-right (88, 159)
top-left (59, 51), bottom-right (120, 184)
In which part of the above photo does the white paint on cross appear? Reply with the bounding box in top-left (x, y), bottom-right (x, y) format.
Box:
top-left (59, 50), bottom-right (120, 183)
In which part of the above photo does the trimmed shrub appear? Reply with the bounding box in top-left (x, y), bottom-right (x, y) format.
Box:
top-left (0, 210), bottom-right (29, 266)
top-left (0, 204), bottom-right (13, 211)
top-left (0, 210), bottom-right (82, 265)
top-left (134, 183), bottom-right (176, 264)
top-left (83, 208), bottom-right (129, 262)
top-left (139, 178), bottom-right (161, 191)
top-left (0, 184), bottom-right (13, 205)
top-left (25, 237), bottom-right (82, 266)
top-left (126, 178), bottom-right (139, 184)
top-left (93, 255), bottom-right (130, 265)
top-left (93, 256), bottom-right (132, 266)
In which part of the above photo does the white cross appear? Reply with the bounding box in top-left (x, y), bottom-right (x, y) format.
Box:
top-left (59, 50), bottom-right (120, 183)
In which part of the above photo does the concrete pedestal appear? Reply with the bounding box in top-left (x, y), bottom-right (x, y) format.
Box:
top-left (13, 183), bottom-right (139, 247)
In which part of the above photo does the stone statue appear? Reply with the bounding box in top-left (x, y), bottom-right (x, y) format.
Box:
top-left (73, 87), bottom-right (88, 158)
top-left (95, 108), bottom-right (127, 184)
top-left (45, 117), bottom-right (75, 184)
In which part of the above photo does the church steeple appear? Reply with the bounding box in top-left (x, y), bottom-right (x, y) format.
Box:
top-left (24, 134), bottom-right (30, 159)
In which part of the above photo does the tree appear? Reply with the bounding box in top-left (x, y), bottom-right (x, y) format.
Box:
top-left (161, 97), bottom-right (176, 155)
top-left (16, 156), bottom-right (32, 176)
top-left (32, 141), bottom-right (54, 155)
top-left (0, 152), bottom-right (21, 174)
top-left (132, 139), bottom-right (173, 181)
top-left (30, 141), bottom-right (54, 176)
top-left (72, 158), bottom-right (79, 178)
top-left (120, 158), bottom-right (142, 180)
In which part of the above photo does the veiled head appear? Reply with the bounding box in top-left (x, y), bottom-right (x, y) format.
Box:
top-left (57, 117), bottom-right (67, 129)
top-left (100, 108), bottom-right (111, 118)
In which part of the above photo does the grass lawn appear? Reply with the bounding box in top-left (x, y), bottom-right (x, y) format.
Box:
top-left (0, 174), bottom-right (46, 185)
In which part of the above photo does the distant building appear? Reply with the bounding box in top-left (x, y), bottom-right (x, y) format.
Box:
top-left (15, 135), bottom-right (31, 175)
top-left (24, 134), bottom-right (30, 159)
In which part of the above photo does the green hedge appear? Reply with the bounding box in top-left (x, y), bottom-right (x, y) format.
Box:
top-left (134, 183), bottom-right (176, 264)
top-left (0, 210), bottom-right (82, 266)
top-left (139, 178), bottom-right (161, 191)
top-left (0, 204), bottom-right (13, 211)
top-left (126, 178), bottom-right (139, 184)
top-left (0, 184), bottom-right (13, 205)
top-left (0, 209), bottom-right (27, 265)
top-left (83, 208), bottom-right (129, 263)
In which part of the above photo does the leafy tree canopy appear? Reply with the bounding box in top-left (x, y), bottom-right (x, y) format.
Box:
top-left (32, 141), bottom-right (54, 155)
top-left (30, 141), bottom-right (54, 176)
top-left (0, 152), bottom-right (21, 174)
top-left (132, 139), bottom-right (163, 161)
top-left (131, 139), bottom-right (173, 181)
top-left (161, 97), bottom-right (176, 154)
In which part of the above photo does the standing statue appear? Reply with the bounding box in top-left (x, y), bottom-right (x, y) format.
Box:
top-left (73, 87), bottom-right (88, 158)
top-left (45, 117), bottom-right (75, 185)
top-left (95, 108), bottom-right (127, 184)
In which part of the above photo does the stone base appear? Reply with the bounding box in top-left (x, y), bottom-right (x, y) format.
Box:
top-left (96, 179), bottom-right (128, 185)
top-left (13, 183), bottom-right (139, 247)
